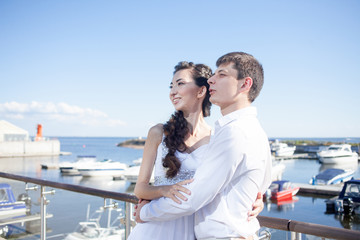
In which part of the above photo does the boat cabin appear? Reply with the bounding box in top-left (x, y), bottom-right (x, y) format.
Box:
top-left (0, 183), bottom-right (17, 204)
top-left (326, 179), bottom-right (360, 215)
top-left (339, 179), bottom-right (360, 202)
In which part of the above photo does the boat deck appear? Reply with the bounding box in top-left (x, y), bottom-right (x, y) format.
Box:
top-left (0, 213), bottom-right (53, 227)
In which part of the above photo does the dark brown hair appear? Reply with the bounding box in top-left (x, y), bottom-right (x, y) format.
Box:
top-left (216, 52), bottom-right (264, 102)
top-left (162, 61), bottom-right (212, 178)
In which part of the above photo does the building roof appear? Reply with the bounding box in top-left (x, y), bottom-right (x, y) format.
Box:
top-left (0, 120), bottom-right (29, 135)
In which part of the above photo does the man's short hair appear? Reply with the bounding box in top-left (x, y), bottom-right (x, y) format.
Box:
top-left (216, 52), bottom-right (264, 102)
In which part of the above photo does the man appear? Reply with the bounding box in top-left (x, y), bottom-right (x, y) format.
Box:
top-left (136, 52), bottom-right (272, 239)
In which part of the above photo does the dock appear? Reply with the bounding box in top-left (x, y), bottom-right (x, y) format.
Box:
top-left (296, 183), bottom-right (342, 196)
top-left (274, 153), bottom-right (318, 160)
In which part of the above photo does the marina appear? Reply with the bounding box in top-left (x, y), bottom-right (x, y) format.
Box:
top-left (0, 137), bottom-right (360, 239)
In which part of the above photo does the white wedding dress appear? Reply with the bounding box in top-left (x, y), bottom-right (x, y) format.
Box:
top-left (127, 139), bottom-right (207, 240)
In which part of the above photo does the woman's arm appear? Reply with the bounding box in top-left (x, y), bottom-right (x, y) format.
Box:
top-left (134, 124), bottom-right (191, 203)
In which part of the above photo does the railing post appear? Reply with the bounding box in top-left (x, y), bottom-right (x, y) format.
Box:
top-left (125, 202), bottom-right (131, 239)
top-left (40, 186), bottom-right (55, 240)
top-left (258, 229), bottom-right (271, 240)
top-left (291, 231), bottom-right (302, 240)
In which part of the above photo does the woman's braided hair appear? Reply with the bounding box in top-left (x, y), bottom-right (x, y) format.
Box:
top-left (162, 61), bottom-right (212, 178)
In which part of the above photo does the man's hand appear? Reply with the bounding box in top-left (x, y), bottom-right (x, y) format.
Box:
top-left (135, 199), bottom-right (150, 223)
top-left (248, 192), bottom-right (264, 221)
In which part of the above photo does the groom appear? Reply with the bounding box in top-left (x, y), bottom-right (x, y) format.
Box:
top-left (136, 52), bottom-right (272, 239)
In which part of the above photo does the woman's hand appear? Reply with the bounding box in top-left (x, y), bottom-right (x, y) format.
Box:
top-left (160, 179), bottom-right (194, 204)
top-left (248, 192), bottom-right (264, 221)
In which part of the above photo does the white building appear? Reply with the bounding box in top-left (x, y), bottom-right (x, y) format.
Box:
top-left (0, 120), bottom-right (60, 157)
top-left (0, 120), bottom-right (29, 142)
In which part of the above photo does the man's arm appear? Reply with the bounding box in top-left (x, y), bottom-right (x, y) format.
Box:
top-left (140, 127), bottom-right (249, 222)
top-left (136, 191), bottom-right (264, 223)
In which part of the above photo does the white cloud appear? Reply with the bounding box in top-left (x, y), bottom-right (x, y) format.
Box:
top-left (0, 101), bottom-right (126, 127)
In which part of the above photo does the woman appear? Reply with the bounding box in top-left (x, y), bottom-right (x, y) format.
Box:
top-left (128, 62), bottom-right (262, 240)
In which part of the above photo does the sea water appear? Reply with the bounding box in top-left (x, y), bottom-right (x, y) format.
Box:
top-left (0, 137), bottom-right (359, 239)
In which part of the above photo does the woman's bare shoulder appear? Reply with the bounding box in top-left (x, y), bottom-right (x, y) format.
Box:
top-left (147, 124), bottom-right (164, 144)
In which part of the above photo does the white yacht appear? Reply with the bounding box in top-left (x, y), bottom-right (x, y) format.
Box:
top-left (59, 155), bottom-right (97, 175)
top-left (271, 140), bottom-right (296, 157)
top-left (317, 144), bottom-right (358, 164)
top-left (77, 159), bottom-right (128, 177)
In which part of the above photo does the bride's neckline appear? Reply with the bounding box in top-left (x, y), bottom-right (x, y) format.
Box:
top-left (184, 134), bottom-right (210, 154)
top-left (186, 143), bottom-right (208, 154)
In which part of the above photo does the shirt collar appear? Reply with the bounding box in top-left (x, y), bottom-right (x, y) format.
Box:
top-left (215, 106), bottom-right (257, 129)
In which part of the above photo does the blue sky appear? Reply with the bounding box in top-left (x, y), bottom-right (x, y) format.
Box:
top-left (0, 0), bottom-right (359, 138)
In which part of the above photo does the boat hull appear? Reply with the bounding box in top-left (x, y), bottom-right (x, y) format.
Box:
top-left (0, 202), bottom-right (27, 220)
top-left (79, 169), bottom-right (126, 177)
top-left (318, 155), bottom-right (358, 164)
top-left (274, 145), bottom-right (296, 157)
top-left (271, 187), bottom-right (300, 201)
top-left (311, 169), bottom-right (355, 185)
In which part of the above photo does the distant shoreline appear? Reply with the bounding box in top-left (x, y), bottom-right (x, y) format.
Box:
top-left (116, 138), bottom-right (360, 151)
top-left (117, 138), bottom-right (145, 149)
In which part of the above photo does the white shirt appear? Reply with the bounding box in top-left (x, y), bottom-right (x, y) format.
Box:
top-left (140, 106), bottom-right (272, 239)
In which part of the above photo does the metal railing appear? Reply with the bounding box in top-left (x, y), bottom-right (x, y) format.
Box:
top-left (0, 172), bottom-right (137, 239)
top-left (1, 172), bottom-right (359, 240)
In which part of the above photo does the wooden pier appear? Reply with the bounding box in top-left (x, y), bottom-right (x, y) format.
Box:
top-left (296, 182), bottom-right (342, 196)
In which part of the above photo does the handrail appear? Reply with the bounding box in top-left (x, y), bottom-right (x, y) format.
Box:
top-left (0, 172), bottom-right (138, 204)
top-left (1, 172), bottom-right (360, 239)
top-left (258, 216), bottom-right (360, 240)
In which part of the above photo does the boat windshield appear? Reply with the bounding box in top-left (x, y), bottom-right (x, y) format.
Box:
top-left (328, 147), bottom-right (341, 150)
top-left (269, 183), bottom-right (279, 191)
top-left (0, 189), bottom-right (9, 202)
top-left (282, 182), bottom-right (292, 190)
top-left (344, 183), bottom-right (360, 198)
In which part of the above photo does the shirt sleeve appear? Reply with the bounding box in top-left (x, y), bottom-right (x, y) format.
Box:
top-left (140, 126), bottom-right (245, 222)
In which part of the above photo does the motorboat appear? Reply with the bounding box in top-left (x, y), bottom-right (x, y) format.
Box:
top-left (310, 168), bottom-right (355, 185)
top-left (0, 184), bottom-right (54, 238)
top-left (77, 159), bottom-right (128, 177)
top-left (60, 155), bottom-right (97, 175)
top-left (0, 183), bottom-right (27, 220)
top-left (64, 204), bottom-right (125, 240)
top-left (265, 180), bottom-right (300, 201)
top-left (326, 179), bottom-right (360, 215)
top-left (270, 140), bottom-right (296, 157)
top-left (123, 165), bottom-right (154, 184)
top-left (317, 144), bottom-right (358, 164)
